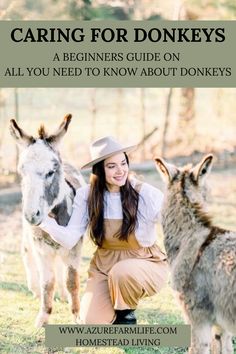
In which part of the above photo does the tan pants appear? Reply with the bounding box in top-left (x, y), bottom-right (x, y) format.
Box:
top-left (79, 254), bottom-right (168, 324)
top-left (80, 213), bottom-right (169, 324)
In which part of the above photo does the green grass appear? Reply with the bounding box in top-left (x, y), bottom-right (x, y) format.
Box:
top-left (0, 169), bottom-right (236, 354)
top-left (0, 239), bottom-right (185, 354)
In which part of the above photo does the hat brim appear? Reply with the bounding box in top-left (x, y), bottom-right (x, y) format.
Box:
top-left (81, 145), bottom-right (137, 170)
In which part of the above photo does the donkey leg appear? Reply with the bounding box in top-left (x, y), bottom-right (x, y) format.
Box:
top-left (21, 231), bottom-right (40, 298)
top-left (189, 323), bottom-right (212, 354)
top-left (55, 256), bottom-right (68, 302)
top-left (21, 242), bottom-right (40, 297)
top-left (63, 242), bottom-right (82, 322)
top-left (66, 265), bottom-right (80, 322)
top-left (35, 255), bottom-right (56, 328)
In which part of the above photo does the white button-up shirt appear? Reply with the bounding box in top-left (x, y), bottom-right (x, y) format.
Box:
top-left (40, 179), bottom-right (164, 250)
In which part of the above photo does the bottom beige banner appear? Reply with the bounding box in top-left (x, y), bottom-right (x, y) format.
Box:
top-left (45, 324), bottom-right (191, 348)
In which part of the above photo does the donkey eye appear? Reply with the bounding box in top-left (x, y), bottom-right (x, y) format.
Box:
top-left (46, 170), bottom-right (55, 178)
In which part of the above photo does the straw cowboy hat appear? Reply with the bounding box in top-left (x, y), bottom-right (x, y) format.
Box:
top-left (81, 136), bottom-right (137, 170)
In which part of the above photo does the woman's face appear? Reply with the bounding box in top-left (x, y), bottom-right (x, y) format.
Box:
top-left (104, 152), bottom-right (129, 192)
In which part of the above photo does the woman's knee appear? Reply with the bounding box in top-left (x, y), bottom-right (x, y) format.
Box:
top-left (109, 260), bottom-right (130, 283)
top-left (108, 260), bottom-right (138, 288)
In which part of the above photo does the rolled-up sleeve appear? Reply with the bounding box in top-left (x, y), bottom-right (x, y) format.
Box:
top-left (140, 183), bottom-right (164, 223)
top-left (135, 182), bottom-right (164, 246)
top-left (150, 188), bottom-right (164, 222)
top-left (152, 188), bottom-right (164, 223)
top-left (40, 186), bottom-right (89, 250)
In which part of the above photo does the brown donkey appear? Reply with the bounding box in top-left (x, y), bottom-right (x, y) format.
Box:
top-left (10, 115), bottom-right (85, 327)
top-left (155, 155), bottom-right (236, 354)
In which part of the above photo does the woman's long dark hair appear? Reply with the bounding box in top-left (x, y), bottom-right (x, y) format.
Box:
top-left (87, 154), bottom-right (139, 247)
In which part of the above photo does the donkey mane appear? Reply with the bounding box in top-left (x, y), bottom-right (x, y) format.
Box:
top-left (38, 125), bottom-right (48, 139)
top-left (175, 169), bottom-right (213, 229)
top-left (191, 202), bottom-right (213, 228)
top-left (37, 126), bottom-right (61, 156)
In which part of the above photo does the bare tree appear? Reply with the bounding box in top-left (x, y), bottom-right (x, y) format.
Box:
top-left (159, 1), bottom-right (181, 157)
top-left (140, 88), bottom-right (146, 160)
top-left (14, 88), bottom-right (20, 180)
top-left (161, 89), bottom-right (173, 158)
top-left (177, 3), bottom-right (197, 149)
top-left (90, 88), bottom-right (97, 141)
top-left (115, 88), bottom-right (123, 138)
top-left (178, 87), bottom-right (196, 147)
top-left (0, 90), bottom-right (7, 172)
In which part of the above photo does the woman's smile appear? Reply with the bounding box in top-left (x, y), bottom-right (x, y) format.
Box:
top-left (114, 175), bottom-right (125, 180)
top-left (104, 153), bottom-right (129, 192)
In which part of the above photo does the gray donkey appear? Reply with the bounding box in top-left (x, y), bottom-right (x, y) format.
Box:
top-left (155, 154), bottom-right (236, 354)
top-left (10, 115), bottom-right (85, 327)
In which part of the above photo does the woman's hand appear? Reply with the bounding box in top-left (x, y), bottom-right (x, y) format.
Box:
top-left (48, 211), bottom-right (56, 219)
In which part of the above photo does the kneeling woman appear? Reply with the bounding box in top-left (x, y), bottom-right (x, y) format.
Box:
top-left (40, 136), bottom-right (169, 324)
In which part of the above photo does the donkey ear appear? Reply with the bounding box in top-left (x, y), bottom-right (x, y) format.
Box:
top-left (154, 157), bottom-right (179, 183)
top-left (46, 114), bottom-right (72, 146)
top-left (190, 154), bottom-right (213, 183)
top-left (9, 119), bottom-right (35, 147)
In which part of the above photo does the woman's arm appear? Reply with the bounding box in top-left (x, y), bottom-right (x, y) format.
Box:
top-left (40, 186), bottom-right (89, 250)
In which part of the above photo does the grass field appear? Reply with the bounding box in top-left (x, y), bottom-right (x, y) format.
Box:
top-left (0, 168), bottom-right (236, 354)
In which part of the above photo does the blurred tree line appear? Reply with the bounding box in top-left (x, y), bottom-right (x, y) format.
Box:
top-left (1, 0), bottom-right (236, 20)
top-left (0, 0), bottom-right (235, 177)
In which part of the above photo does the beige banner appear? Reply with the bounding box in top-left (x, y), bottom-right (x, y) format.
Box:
top-left (45, 324), bottom-right (191, 348)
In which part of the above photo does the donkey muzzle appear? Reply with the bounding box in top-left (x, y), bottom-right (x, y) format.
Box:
top-left (24, 210), bottom-right (42, 225)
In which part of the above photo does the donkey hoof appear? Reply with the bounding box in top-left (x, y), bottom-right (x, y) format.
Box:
top-left (31, 290), bottom-right (40, 299)
top-left (35, 312), bottom-right (49, 328)
top-left (28, 285), bottom-right (40, 298)
top-left (73, 312), bottom-right (80, 323)
top-left (75, 317), bottom-right (82, 324)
